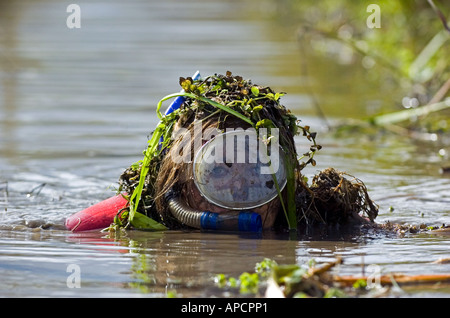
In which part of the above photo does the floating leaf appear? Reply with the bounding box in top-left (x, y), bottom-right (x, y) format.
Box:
top-left (256, 118), bottom-right (275, 129)
top-left (252, 105), bottom-right (263, 113)
top-left (179, 78), bottom-right (192, 92)
top-left (131, 211), bottom-right (167, 231)
top-left (251, 86), bottom-right (260, 97)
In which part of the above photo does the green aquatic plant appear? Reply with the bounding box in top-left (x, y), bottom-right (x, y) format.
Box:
top-left (370, 99), bottom-right (450, 126)
top-left (283, 0), bottom-right (450, 136)
top-left (214, 258), bottom-right (350, 298)
top-left (117, 72), bottom-right (321, 231)
top-left (255, 258), bottom-right (278, 277)
top-left (214, 258), bottom-right (278, 295)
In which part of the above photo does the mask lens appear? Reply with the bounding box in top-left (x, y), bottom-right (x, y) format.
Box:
top-left (193, 130), bottom-right (287, 210)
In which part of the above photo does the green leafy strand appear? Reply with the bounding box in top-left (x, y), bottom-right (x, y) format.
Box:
top-left (128, 92), bottom-right (256, 228)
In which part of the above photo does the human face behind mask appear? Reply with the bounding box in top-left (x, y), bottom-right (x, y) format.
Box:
top-left (182, 130), bottom-right (286, 229)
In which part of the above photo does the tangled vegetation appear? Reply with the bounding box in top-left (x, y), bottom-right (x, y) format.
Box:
top-left (114, 71), bottom-right (379, 233)
top-left (214, 257), bottom-right (450, 298)
top-left (300, 168), bottom-right (378, 225)
top-left (116, 71), bottom-right (322, 231)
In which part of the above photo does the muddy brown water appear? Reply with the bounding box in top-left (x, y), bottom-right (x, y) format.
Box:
top-left (0, 0), bottom-right (449, 297)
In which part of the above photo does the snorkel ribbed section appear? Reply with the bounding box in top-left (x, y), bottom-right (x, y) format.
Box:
top-left (165, 189), bottom-right (262, 232)
top-left (167, 194), bottom-right (203, 229)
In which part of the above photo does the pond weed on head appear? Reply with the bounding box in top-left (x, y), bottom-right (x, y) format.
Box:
top-left (110, 71), bottom-right (379, 235)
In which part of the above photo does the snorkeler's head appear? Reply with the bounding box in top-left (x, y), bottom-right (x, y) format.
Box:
top-left (158, 118), bottom-right (288, 229)
top-left (121, 72), bottom-right (307, 230)
top-left (118, 73), bottom-right (379, 232)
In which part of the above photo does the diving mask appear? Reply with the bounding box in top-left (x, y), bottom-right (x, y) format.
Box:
top-left (193, 130), bottom-right (287, 210)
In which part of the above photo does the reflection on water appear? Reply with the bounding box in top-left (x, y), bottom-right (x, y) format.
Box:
top-left (0, 0), bottom-right (449, 297)
top-left (1, 227), bottom-right (449, 297)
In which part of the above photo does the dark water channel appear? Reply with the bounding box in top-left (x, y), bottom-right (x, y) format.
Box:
top-left (0, 0), bottom-right (449, 297)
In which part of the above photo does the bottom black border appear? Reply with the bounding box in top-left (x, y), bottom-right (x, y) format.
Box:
top-left (7, 297), bottom-right (447, 315)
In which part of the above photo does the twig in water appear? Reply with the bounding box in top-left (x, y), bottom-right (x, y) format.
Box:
top-left (334, 273), bottom-right (450, 287)
top-left (26, 183), bottom-right (46, 197)
top-left (429, 78), bottom-right (450, 104)
top-left (428, 0), bottom-right (450, 33)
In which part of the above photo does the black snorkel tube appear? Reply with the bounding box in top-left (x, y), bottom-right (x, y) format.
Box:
top-left (165, 189), bottom-right (262, 232)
